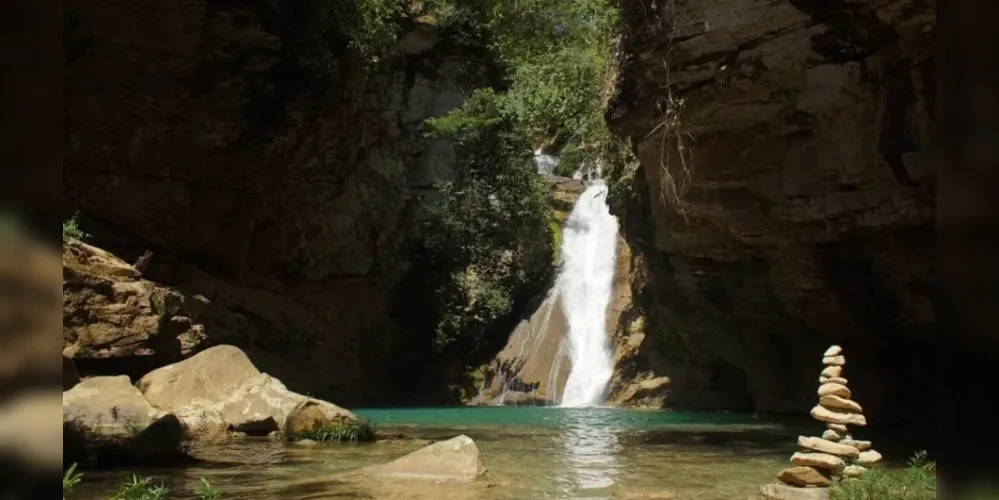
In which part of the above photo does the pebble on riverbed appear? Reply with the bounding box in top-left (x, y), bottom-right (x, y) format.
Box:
top-left (775, 345), bottom-right (882, 490)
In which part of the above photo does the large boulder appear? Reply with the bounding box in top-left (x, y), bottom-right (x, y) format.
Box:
top-left (62, 375), bottom-right (183, 460)
top-left (368, 435), bottom-right (486, 482)
top-left (213, 373), bottom-right (355, 434)
top-left (137, 344), bottom-right (260, 410)
top-left (138, 345), bottom-right (356, 436)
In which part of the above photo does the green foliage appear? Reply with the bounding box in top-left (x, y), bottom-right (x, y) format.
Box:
top-left (63, 463), bottom-right (84, 499)
top-left (105, 475), bottom-right (169, 500)
top-left (63, 213), bottom-right (87, 241)
top-left (294, 419), bottom-right (377, 443)
top-left (484, 0), bottom-right (633, 176)
top-left (829, 451), bottom-right (936, 500)
top-left (422, 89), bottom-right (555, 354)
top-left (193, 478), bottom-right (223, 500)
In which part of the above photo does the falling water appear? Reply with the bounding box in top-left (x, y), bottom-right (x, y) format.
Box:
top-left (557, 180), bottom-right (619, 408)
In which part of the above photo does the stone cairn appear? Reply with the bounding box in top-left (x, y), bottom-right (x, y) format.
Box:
top-left (777, 345), bottom-right (883, 488)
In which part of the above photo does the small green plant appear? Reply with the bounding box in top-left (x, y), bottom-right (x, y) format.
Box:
top-left (829, 450), bottom-right (936, 500)
top-left (105, 474), bottom-right (169, 500)
top-left (63, 463), bottom-right (84, 499)
top-left (193, 477), bottom-right (222, 500)
top-left (294, 419), bottom-right (377, 443)
top-left (63, 213), bottom-right (87, 240)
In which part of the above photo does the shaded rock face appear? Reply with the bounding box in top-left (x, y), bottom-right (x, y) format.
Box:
top-left (63, 240), bottom-right (208, 378)
top-left (604, 0), bottom-right (935, 430)
top-left (63, 0), bottom-right (492, 405)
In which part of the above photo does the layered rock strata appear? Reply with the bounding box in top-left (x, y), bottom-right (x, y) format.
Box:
top-left (604, 0), bottom-right (936, 430)
top-left (777, 345), bottom-right (881, 489)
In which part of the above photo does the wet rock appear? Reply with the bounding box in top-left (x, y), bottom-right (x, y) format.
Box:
top-left (790, 452), bottom-right (845, 473)
top-left (817, 383), bottom-right (851, 399)
top-left (819, 395), bottom-right (863, 413)
top-left (759, 482), bottom-right (829, 500)
top-left (294, 439), bottom-right (318, 447)
top-left (810, 405), bottom-right (867, 427)
top-left (797, 436), bottom-right (860, 459)
top-left (821, 356), bottom-right (845, 366)
top-left (62, 375), bottom-right (183, 460)
top-left (856, 450), bottom-right (883, 465)
top-left (778, 466), bottom-right (832, 487)
top-left (369, 434), bottom-right (486, 481)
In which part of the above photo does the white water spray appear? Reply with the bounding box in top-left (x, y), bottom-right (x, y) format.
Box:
top-left (557, 180), bottom-right (619, 408)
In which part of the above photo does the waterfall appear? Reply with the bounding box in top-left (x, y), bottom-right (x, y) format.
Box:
top-left (557, 180), bottom-right (619, 408)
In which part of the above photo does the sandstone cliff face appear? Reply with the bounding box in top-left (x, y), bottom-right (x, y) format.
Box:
top-left (63, 0), bottom-right (492, 404)
top-left (604, 0), bottom-right (935, 427)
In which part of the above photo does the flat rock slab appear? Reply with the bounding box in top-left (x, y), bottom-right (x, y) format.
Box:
top-left (839, 438), bottom-right (871, 451)
top-left (817, 383), bottom-right (851, 399)
top-left (798, 436), bottom-right (860, 458)
top-left (368, 435), bottom-right (486, 482)
top-left (823, 346), bottom-right (842, 357)
top-left (822, 355), bottom-right (845, 366)
top-left (759, 483), bottom-right (829, 500)
top-left (811, 405), bottom-right (866, 427)
top-left (790, 452), bottom-right (845, 473)
top-left (819, 376), bottom-right (849, 385)
top-left (778, 466), bottom-right (832, 487)
top-left (819, 394), bottom-right (862, 413)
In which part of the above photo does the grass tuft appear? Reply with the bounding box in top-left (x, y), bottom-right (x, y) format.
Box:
top-left (829, 450), bottom-right (936, 500)
top-left (294, 419), bottom-right (377, 443)
top-left (63, 463), bottom-right (84, 499)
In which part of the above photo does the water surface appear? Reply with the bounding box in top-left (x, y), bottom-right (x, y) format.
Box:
top-left (73, 407), bottom-right (820, 500)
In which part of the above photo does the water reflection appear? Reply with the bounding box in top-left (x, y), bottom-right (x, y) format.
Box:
top-left (554, 409), bottom-right (621, 498)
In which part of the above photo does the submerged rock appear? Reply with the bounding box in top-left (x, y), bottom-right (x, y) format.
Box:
top-left (369, 434), bottom-right (486, 481)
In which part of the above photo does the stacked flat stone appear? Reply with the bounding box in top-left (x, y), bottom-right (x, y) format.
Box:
top-left (777, 345), bottom-right (883, 489)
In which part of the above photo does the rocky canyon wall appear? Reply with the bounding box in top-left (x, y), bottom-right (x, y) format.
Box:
top-left (62, 0), bottom-right (499, 405)
top-left (604, 0), bottom-right (935, 430)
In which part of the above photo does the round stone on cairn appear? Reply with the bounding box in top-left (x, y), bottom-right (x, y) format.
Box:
top-left (775, 345), bottom-right (882, 490)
